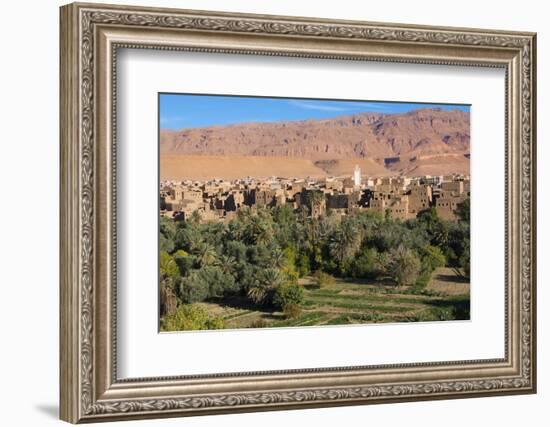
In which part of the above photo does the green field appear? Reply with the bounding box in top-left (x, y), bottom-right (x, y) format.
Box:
top-left (194, 267), bottom-right (470, 329)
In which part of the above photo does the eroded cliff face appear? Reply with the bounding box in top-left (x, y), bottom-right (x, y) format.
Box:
top-left (160, 108), bottom-right (470, 179)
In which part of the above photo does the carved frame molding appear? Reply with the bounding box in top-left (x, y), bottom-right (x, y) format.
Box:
top-left (60, 2), bottom-right (536, 423)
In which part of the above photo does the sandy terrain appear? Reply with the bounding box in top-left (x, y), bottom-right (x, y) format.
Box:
top-left (314, 158), bottom-right (392, 177)
top-left (392, 154), bottom-right (470, 177)
top-left (161, 155), bottom-right (326, 180)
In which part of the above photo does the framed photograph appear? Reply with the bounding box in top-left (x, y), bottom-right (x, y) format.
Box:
top-left (157, 93), bottom-right (473, 332)
top-left (60, 2), bottom-right (537, 423)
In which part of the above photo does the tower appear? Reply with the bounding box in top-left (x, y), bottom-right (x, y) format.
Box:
top-left (353, 164), bottom-right (361, 187)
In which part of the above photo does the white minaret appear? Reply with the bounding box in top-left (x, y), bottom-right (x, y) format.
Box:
top-left (353, 164), bottom-right (361, 187)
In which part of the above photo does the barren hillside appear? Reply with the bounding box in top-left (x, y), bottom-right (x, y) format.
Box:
top-left (160, 108), bottom-right (470, 179)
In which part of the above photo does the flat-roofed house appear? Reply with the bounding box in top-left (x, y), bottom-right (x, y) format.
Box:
top-left (408, 183), bottom-right (433, 216)
top-left (435, 195), bottom-right (467, 220)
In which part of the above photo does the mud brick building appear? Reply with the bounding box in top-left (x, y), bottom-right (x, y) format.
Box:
top-left (160, 167), bottom-right (469, 223)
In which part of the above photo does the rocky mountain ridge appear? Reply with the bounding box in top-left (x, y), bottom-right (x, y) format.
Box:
top-left (160, 107), bottom-right (470, 178)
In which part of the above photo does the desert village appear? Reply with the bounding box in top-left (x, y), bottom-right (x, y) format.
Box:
top-left (160, 165), bottom-right (470, 223)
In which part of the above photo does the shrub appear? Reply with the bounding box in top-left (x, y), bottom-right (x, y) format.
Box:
top-left (388, 245), bottom-right (421, 286)
top-left (249, 318), bottom-right (268, 328)
top-left (446, 221), bottom-right (469, 267)
top-left (283, 246), bottom-right (298, 267)
top-left (296, 253), bottom-right (311, 277)
top-left (284, 268), bottom-right (300, 285)
top-left (414, 271), bottom-right (432, 289)
top-left (161, 304), bottom-right (225, 331)
top-left (355, 312), bottom-right (386, 323)
top-left (411, 305), bottom-right (467, 323)
top-left (283, 303), bottom-right (302, 319)
top-left (273, 282), bottom-right (304, 309)
top-left (434, 308), bottom-right (454, 321)
top-left (321, 258), bottom-right (339, 274)
top-left (414, 245), bottom-right (446, 289)
top-left (159, 251), bottom-right (179, 279)
top-left (409, 310), bottom-right (438, 322)
top-left (422, 245), bottom-right (446, 271)
top-left (312, 270), bottom-right (335, 289)
top-left (459, 245), bottom-right (470, 279)
top-left (346, 247), bottom-right (386, 279)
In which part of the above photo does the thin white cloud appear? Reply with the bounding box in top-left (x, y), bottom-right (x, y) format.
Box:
top-left (287, 99), bottom-right (393, 113)
top-left (160, 115), bottom-right (187, 124)
top-left (338, 101), bottom-right (393, 111)
top-left (287, 100), bottom-right (353, 112)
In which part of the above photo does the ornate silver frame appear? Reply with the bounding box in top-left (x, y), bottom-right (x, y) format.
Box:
top-left (60, 2), bottom-right (537, 423)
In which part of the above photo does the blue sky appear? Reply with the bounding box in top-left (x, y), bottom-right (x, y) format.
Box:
top-left (159, 93), bottom-right (470, 130)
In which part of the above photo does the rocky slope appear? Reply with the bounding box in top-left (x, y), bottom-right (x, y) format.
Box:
top-left (160, 108), bottom-right (470, 178)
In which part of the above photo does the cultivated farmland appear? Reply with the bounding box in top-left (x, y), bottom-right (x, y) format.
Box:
top-left (193, 267), bottom-right (470, 330)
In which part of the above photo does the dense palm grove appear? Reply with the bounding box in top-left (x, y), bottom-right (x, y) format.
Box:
top-left (159, 199), bottom-right (470, 331)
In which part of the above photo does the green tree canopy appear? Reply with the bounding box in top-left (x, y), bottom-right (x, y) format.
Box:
top-left (161, 304), bottom-right (224, 331)
top-left (388, 245), bottom-right (421, 286)
top-left (159, 251), bottom-right (179, 279)
top-left (455, 198), bottom-right (470, 223)
top-left (247, 268), bottom-right (286, 305)
top-left (273, 282), bottom-right (304, 309)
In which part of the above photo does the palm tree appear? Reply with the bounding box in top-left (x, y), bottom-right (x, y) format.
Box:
top-left (329, 220), bottom-right (360, 264)
top-left (196, 243), bottom-right (218, 267)
top-left (247, 268), bottom-right (285, 305)
top-left (329, 232), bottom-right (347, 265)
top-left (307, 190), bottom-right (325, 212)
top-left (188, 209), bottom-right (202, 225)
top-left (217, 254), bottom-right (237, 275)
top-left (246, 215), bottom-right (272, 245)
top-left (174, 223), bottom-right (204, 254)
top-left (307, 217), bottom-right (323, 248)
top-left (271, 248), bottom-right (286, 270)
top-left (227, 219), bottom-right (245, 242)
